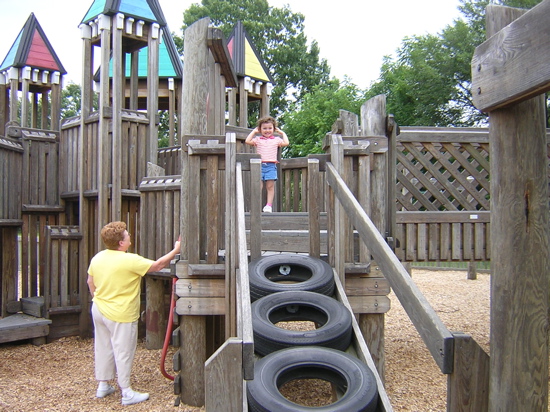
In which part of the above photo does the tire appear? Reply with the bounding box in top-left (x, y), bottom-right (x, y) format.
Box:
top-left (247, 346), bottom-right (379, 412)
top-left (248, 255), bottom-right (334, 301)
top-left (251, 291), bottom-right (352, 356)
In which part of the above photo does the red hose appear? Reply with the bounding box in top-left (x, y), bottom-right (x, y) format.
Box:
top-left (160, 277), bottom-right (177, 381)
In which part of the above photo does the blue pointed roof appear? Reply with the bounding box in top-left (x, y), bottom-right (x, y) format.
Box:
top-left (81, 0), bottom-right (167, 26)
top-left (0, 13), bottom-right (66, 74)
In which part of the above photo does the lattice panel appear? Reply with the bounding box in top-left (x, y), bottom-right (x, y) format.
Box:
top-left (396, 142), bottom-right (490, 212)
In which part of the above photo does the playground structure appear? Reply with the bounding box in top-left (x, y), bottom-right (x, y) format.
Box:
top-left (0, 1), bottom-right (549, 411)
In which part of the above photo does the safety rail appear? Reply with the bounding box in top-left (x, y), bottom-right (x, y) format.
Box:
top-left (326, 162), bottom-right (489, 410)
top-left (204, 160), bottom-right (254, 411)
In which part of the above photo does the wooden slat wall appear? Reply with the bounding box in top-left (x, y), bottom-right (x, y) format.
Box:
top-left (21, 130), bottom-right (60, 207)
top-left (43, 226), bottom-right (82, 310)
top-left (21, 214), bottom-right (60, 299)
top-left (138, 176), bottom-right (181, 260)
top-left (395, 211), bottom-right (491, 262)
top-left (60, 111), bottom-right (149, 194)
top-left (0, 136), bottom-right (23, 220)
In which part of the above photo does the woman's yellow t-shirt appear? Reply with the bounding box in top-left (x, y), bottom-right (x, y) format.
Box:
top-left (88, 250), bottom-right (154, 323)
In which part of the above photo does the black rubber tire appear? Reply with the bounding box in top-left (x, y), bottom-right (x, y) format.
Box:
top-left (247, 346), bottom-right (379, 412)
top-left (251, 291), bottom-right (352, 356)
top-left (248, 254), bottom-right (334, 301)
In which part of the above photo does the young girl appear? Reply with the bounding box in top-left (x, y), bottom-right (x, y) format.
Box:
top-left (245, 116), bottom-right (289, 212)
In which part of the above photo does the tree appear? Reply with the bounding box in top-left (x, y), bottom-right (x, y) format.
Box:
top-left (60, 82), bottom-right (99, 120)
top-left (61, 82), bottom-right (83, 120)
top-left (365, 0), bottom-right (544, 127)
top-left (282, 78), bottom-right (364, 157)
top-left (179, 0), bottom-right (330, 119)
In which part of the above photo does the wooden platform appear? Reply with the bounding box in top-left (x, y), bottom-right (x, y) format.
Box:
top-left (0, 314), bottom-right (51, 344)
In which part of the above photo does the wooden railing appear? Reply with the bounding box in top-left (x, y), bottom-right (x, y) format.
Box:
top-left (326, 161), bottom-right (489, 410)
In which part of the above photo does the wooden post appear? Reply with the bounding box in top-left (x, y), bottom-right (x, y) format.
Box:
top-left (78, 23), bottom-right (93, 337)
top-left (358, 95), bottom-right (389, 382)
top-left (472, 4), bottom-right (550, 410)
top-left (97, 15), bottom-right (112, 249)
top-left (249, 159), bottom-right (262, 259)
top-left (447, 332), bottom-right (489, 411)
top-left (111, 13), bottom-right (123, 221)
top-left (238, 78), bottom-right (248, 128)
top-left (178, 17), bottom-right (211, 407)
top-left (147, 23), bottom-right (160, 163)
top-left (308, 158), bottom-right (321, 258)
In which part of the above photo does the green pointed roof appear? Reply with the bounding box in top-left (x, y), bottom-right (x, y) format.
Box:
top-left (226, 21), bottom-right (273, 83)
top-left (109, 26), bottom-right (183, 79)
top-left (0, 13), bottom-right (66, 74)
top-left (81, 0), bottom-right (167, 26)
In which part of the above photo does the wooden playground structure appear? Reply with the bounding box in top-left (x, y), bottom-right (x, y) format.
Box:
top-left (0, 1), bottom-right (549, 410)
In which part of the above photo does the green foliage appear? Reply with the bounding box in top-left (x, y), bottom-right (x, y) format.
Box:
top-left (365, 0), bottom-right (545, 127)
top-left (282, 78), bottom-right (364, 157)
top-left (180, 0), bottom-right (330, 119)
top-left (61, 82), bottom-right (83, 120)
top-left (61, 82), bottom-right (99, 120)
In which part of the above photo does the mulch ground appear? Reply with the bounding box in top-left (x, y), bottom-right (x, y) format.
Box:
top-left (0, 269), bottom-right (491, 411)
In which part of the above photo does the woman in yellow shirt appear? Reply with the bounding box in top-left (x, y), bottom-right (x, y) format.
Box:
top-left (87, 221), bottom-right (180, 405)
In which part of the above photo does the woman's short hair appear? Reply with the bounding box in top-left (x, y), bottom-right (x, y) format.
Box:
top-left (101, 221), bottom-right (127, 250)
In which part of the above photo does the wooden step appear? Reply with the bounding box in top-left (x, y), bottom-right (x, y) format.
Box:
top-left (21, 296), bottom-right (46, 318)
top-left (0, 313), bottom-right (51, 345)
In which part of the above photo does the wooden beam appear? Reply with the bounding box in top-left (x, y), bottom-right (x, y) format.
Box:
top-left (471, 2), bottom-right (550, 111)
top-left (326, 162), bottom-right (454, 374)
top-left (485, 5), bottom-right (550, 410)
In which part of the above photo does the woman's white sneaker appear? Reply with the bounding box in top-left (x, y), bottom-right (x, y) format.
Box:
top-left (121, 389), bottom-right (149, 405)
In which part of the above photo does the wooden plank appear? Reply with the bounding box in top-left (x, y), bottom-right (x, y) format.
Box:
top-left (344, 277), bottom-right (390, 296)
top-left (417, 223), bottom-right (427, 261)
top-left (145, 277), bottom-right (166, 350)
top-left (451, 223), bottom-right (462, 260)
top-left (206, 154), bottom-right (219, 264)
top-left (60, 240), bottom-right (69, 307)
top-left (249, 159), bottom-right (262, 259)
top-left (397, 211), bottom-right (490, 224)
top-left (347, 296), bottom-right (391, 314)
top-left (463, 222), bottom-right (473, 261)
top-left (405, 223), bottom-right (416, 261)
top-left (472, 3), bottom-right (549, 111)
top-left (486, 6), bottom-right (549, 410)
top-left (205, 338), bottom-right (243, 412)
top-left (175, 297), bottom-right (225, 315)
top-left (326, 162), bottom-right (454, 373)
top-left (447, 332), bottom-right (489, 411)
top-left (333, 272), bottom-right (393, 411)
top-left (252, 230), bottom-right (328, 254)
top-left (440, 223), bottom-right (450, 261)
top-left (308, 159), bottom-right (321, 258)
top-left (0, 314), bottom-right (51, 344)
top-left (175, 278), bottom-right (225, 298)
top-left (236, 162), bottom-right (254, 380)
top-left (398, 126), bottom-right (489, 143)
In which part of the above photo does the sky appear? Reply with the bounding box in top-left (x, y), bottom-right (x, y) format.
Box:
top-left (0, 0), bottom-right (463, 89)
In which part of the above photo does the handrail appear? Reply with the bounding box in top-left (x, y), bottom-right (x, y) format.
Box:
top-left (326, 162), bottom-right (455, 373)
top-left (235, 161), bottom-right (254, 380)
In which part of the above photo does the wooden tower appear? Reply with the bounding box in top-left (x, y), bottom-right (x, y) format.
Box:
top-left (0, 12), bottom-right (66, 134)
top-left (77, 0), bottom-right (167, 248)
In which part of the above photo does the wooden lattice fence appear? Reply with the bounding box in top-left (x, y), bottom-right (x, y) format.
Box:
top-left (396, 127), bottom-right (490, 212)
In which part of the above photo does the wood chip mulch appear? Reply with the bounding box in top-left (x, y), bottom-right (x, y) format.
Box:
top-left (0, 269), bottom-right (490, 411)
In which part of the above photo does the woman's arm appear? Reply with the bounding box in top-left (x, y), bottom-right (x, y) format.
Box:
top-left (148, 238), bottom-right (181, 273)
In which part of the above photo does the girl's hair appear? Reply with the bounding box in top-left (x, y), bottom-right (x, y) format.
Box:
top-left (257, 116), bottom-right (277, 129)
top-left (101, 221), bottom-right (127, 250)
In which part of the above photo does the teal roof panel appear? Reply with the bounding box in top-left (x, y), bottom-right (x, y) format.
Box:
top-left (81, 0), bottom-right (167, 26)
